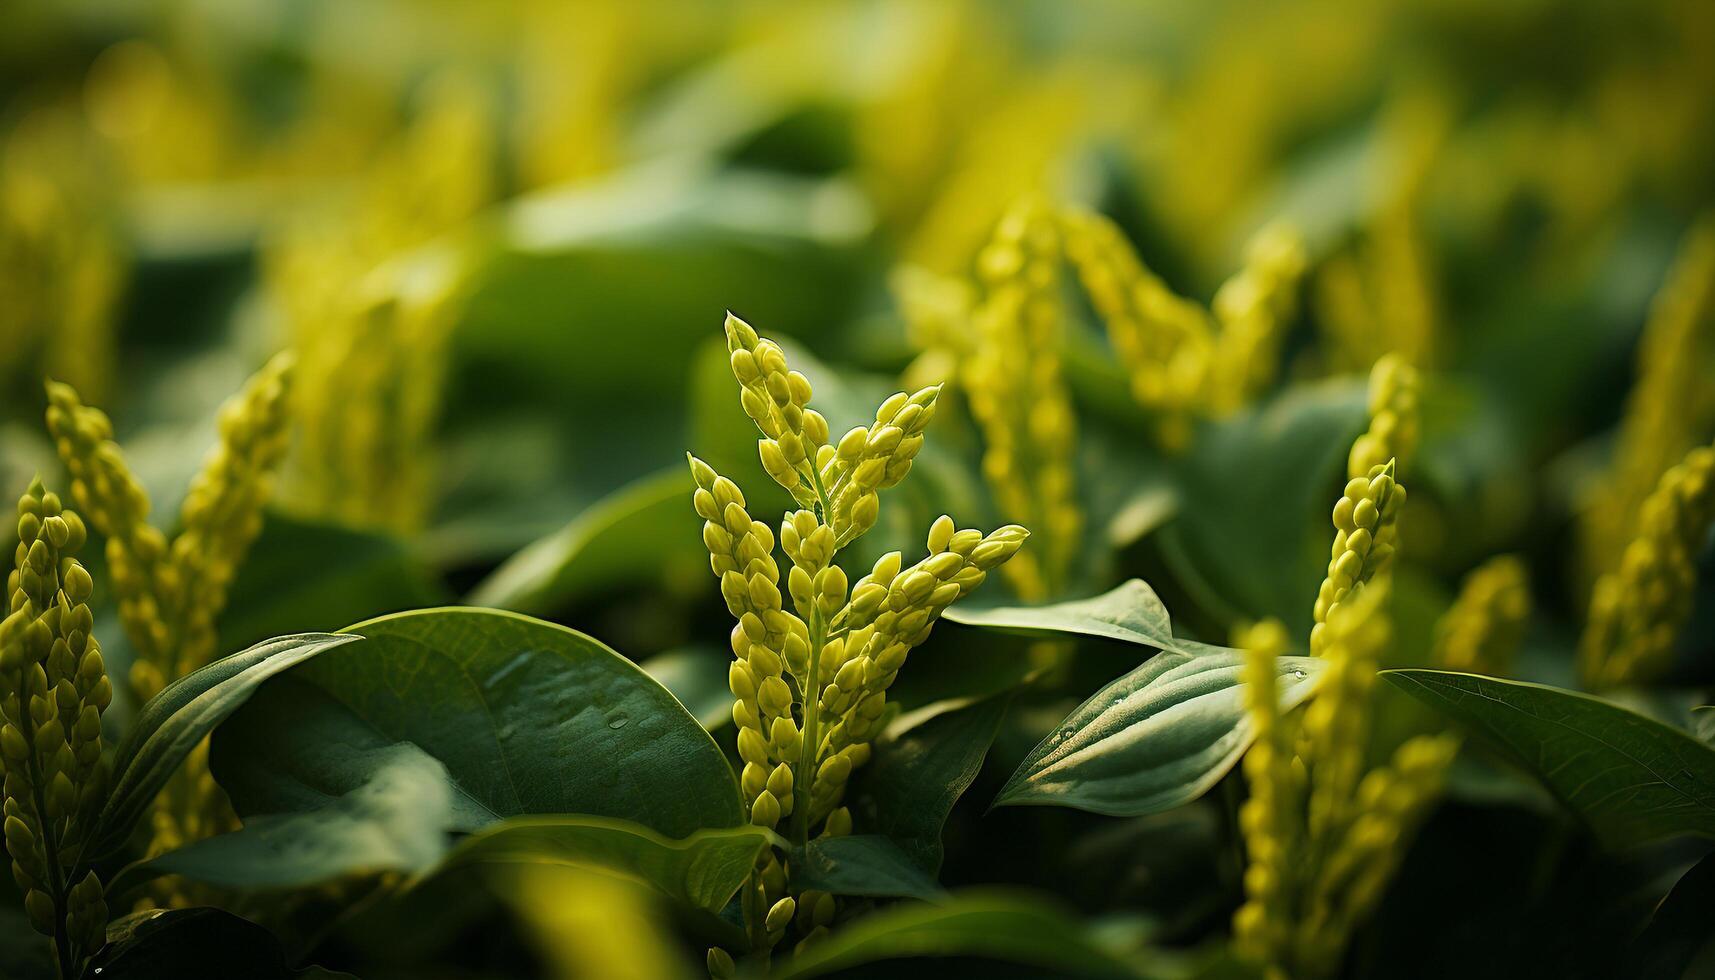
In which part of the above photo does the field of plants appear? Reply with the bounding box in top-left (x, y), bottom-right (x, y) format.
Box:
top-left (2, 1), bottom-right (1714, 978)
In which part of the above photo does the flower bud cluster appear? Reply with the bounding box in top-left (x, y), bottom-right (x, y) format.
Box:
top-left (1235, 580), bottom-right (1456, 979)
top-left (47, 357), bottom-right (295, 887)
top-left (1, 480), bottom-right (110, 970)
top-left (965, 196), bottom-right (1079, 598)
top-left (689, 456), bottom-right (809, 831)
top-left (1206, 224), bottom-right (1308, 414)
top-left (1580, 218), bottom-right (1715, 583)
top-left (1311, 461), bottom-right (1404, 655)
top-left (694, 315), bottom-right (1029, 967)
top-left (808, 518), bottom-right (1027, 824)
top-left (724, 313), bottom-right (831, 509)
top-left (1232, 619), bottom-right (1296, 964)
top-left (1432, 555), bottom-right (1530, 675)
top-left (1581, 443), bottom-right (1715, 688)
top-left (821, 386), bottom-right (941, 546)
top-left (1061, 206), bottom-right (1212, 438)
top-left (1347, 353), bottom-right (1420, 480)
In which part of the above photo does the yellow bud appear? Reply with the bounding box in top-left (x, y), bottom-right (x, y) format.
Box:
top-left (750, 791), bottom-right (782, 828)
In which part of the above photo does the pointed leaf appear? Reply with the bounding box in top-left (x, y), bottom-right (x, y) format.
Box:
top-left (944, 579), bottom-right (1225, 657)
top-left (1385, 670), bottom-right (1715, 845)
top-left (997, 651), bottom-right (1324, 816)
top-left (114, 744), bottom-right (463, 895)
top-left (212, 608), bottom-right (742, 842)
top-left (91, 632), bottom-right (363, 859)
top-left (790, 835), bottom-right (946, 900)
top-left (857, 694), bottom-right (1011, 873)
top-left (465, 469), bottom-right (703, 615)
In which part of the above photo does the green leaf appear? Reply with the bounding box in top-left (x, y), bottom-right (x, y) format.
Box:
top-left (857, 695), bottom-right (1011, 873)
top-left (996, 651), bottom-right (1325, 816)
top-left (944, 579), bottom-right (1226, 657)
top-left (91, 632), bottom-right (363, 859)
top-left (91, 908), bottom-right (354, 979)
top-left (465, 469), bottom-right (704, 615)
top-left (641, 646), bottom-right (734, 731)
top-left (1384, 670), bottom-right (1715, 844)
top-left (790, 835), bottom-right (946, 900)
top-left (211, 677), bottom-right (499, 832)
top-left (437, 815), bottom-right (776, 913)
top-left (214, 608), bottom-right (742, 839)
top-left (1162, 379), bottom-right (1367, 631)
top-left (761, 891), bottom-right (1143, 980)
top-left (113, 744), bottom-right (463, 895)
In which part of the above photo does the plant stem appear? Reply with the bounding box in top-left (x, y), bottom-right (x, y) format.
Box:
top-left (792, 607), bottom-right (825, 845)
top-left (791, 461), bottom-right (837, 845)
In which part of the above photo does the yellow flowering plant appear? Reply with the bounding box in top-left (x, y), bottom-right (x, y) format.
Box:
top-left (691, 313), bottom-right (1027, 973)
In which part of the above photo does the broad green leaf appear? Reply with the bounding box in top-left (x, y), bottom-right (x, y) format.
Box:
top-left (91, 908), bottom-right (354, 979)
top-left (212, 677), bottom-right (498, 832)
top-left (762, 891), bottom-right (1143, 980)
top-left (1162, 379), bottom-right (1367, 631)
top-left (438, 815), bottom-right (776, 913)
top-left (114, 745), bottom-right (462, 895)
top-left (1384, 670), bottom-right (1715, 845)
top-left (856, 694), bottom-right (1011, 873)
top-left (214, 608), bottom-right (741, 838)
top-left (91, 632), bottom-right (363, 859)
top-left (790, 835), bottom-right (945, 900)
top-left (996, 651), bottom-right (1325, 816)
top-left (641, 647), bottom-right (733, 731)
top-left (465, 469), bottom-right (704, 615)
top-left (945, 579), bottom-right (1226, 657)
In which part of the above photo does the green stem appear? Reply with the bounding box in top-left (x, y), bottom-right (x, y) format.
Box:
top-left (792, 608), bottom-right (826, 845)
top-left (792, 463), bottom-right (837, 845)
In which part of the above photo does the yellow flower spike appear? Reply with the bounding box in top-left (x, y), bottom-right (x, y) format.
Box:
top-left (1581, 442), bottom-right (1715, 689)
top-left (1311, 462), bottom-right (1404, 655)
top-left (1302, 733), bottom-right (1456, 975)
top-left (1432, 556), bottom-right (1531, 675)
top-left (819, 385), bottom-right (942, 547)
top-left (1303, 578), bottom-right (1391, 848)
top-left (1347, 353), bottom-right (1421, 481)
top-left (1060, 206), bottom-right (1214, 443)
top-left (688, 455), bottom-right (806, 824)
top-left (46, 358), bottom-right (295, 892)
top-left (1580, 217), bottom-right (1715, 582)
top-left (724, 313), bottom-right (830, 508)
top-left (1205, 224), bottom-right (1308, 415)
top-left (964, 196), bottom-right (1081, 598)
top-left (693, 313), bottom-right (1028, 956)
top-left (0, 480), bottom-right (110, 972)
top-left (1233, 619), bottom-right (1296, 967)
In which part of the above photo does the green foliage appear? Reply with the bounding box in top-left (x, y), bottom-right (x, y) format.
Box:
top-left (1386, 670), bottom-right (1715, 845)
top-left (997, 650), bottom-right (1324, 816)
